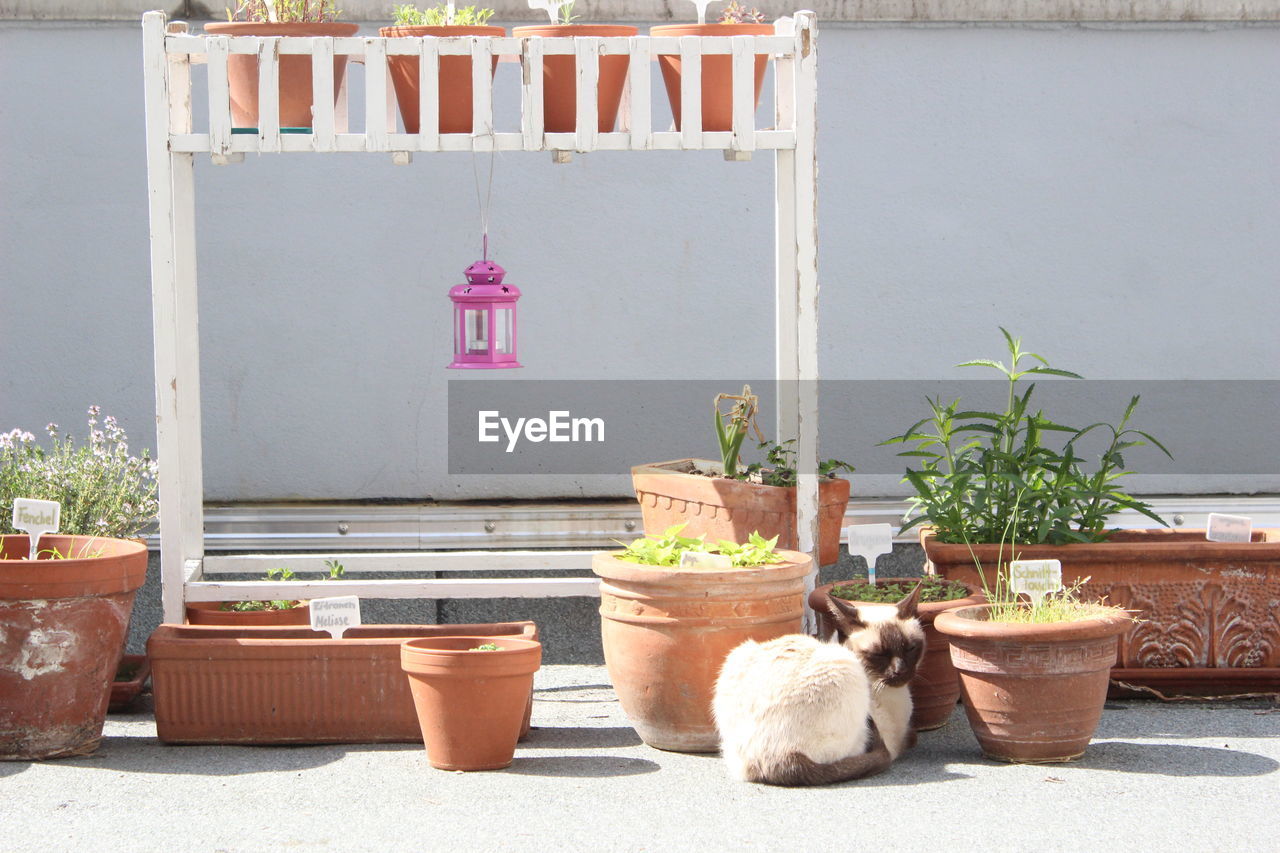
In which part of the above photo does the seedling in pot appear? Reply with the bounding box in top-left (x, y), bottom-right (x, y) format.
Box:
top-left (393, 3), bottom-right (495, 25)
top-left (469, 643), bottom-right (502, 651)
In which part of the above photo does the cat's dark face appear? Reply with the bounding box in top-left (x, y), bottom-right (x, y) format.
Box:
top-left (825, 582), bottom-right (927, 688)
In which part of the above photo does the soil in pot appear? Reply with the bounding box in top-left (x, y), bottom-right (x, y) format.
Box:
top-left (401, 635), bottom-right (542, 771)
top-left (934, 603), bottom-right (1131, 763)
top-left (512, 25), bottom-right (638, 132)
top-left (650, 24), bottom-right (772, 132)
top-left (203, 22), bottom-right (360, 129)
top-left (593, 548), bottom-right (810, 752)
top-left (1, 534), bottom-right (147, 759)
top-left (380, 26), bottom-right (505, 134)
top-left (810, 577), bottom-right (984, 731)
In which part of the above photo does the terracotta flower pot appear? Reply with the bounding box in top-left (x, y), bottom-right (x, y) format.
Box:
top-left (934, 604), bottom-right (1131, 763)
top-left (185, 600), bottom-right (311, 626)
top-left (380, 26), bottom-right (505, 134)
top-left (649, 23), bottom-right (772, 132)
top-left (512, 25), bottom-right (638, 132)
top-left (632, 459), bottom-right (850, 565)
top-left (401, 635), bottom-right (542, 771)
top-left (593, 548), bottom-right (810, 753)
top-left (203, 22), bottom-right (359, 129)
top-left (923, 530), bottom-right (1280, 697)
top-left (149, 622), bottom-right (537, 745)
top-left (1, 534), bottom-right (147, 759)
top-left (809, 579), bottom-right (985, 731)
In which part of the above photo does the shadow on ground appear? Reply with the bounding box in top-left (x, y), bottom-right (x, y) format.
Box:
top-left (505, 755), bottom-right (662, 777)
top-left (1083, 741), bottom-right (1279, 776)
top-left (50, 738), bottom-right (417, 776)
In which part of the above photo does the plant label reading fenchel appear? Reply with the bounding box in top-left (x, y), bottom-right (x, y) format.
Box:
top-left (1009, 560), bottom-right (1063, 604)
top-left (1206, 513), bottom-right (1252, 543)
top-left (310, 596), bottom-right (361, 639)
top-left (846, 524), bottom-right (893, 585)
top-left (12, 498), bottom-right (60, 560)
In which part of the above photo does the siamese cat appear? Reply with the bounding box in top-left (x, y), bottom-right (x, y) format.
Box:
top-left (712, 583), bottom-right (925, 786)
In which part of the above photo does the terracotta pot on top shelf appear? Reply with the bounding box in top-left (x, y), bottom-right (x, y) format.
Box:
top-left (185, 600), bottom-right (311, 626)
top-left (203, 22), bottom-right (360, 129)
top-left (380, 26), bottom-right (506, 134)
top-left (512, 25), bottom-right (639, 133)
top-left (809, 579), bottom-right (985, 731)
top-left (649, 23), bottom-right (772, 132)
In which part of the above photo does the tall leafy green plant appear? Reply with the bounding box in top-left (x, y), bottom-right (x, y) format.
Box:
top-left (713, 385), bottom-right (763, 478)
top-left (883, 328), bottom-right (1171, 547)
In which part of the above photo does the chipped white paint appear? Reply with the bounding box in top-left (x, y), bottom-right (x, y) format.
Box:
top-left (14, 627), bottom-right (76, 680)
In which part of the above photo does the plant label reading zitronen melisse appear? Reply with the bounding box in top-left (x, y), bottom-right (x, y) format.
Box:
top-left (310, 596), bottom-right (362, 639)
top-left (1206, 513), bottom-right (1252, 543)
top-left (12, 498), bottom-right (60, 560)
top-left (845, 523), bottom-right (893, 585)
top-left (679, 551), bottom-right (733, 569)
top-left (1009, 560), bottom-right (1063, 605)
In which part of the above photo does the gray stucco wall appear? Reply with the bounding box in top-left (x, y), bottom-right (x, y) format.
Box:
top-left (2, 15), bottom-right (1278, 501)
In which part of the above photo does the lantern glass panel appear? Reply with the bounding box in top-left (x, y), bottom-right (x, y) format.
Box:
top-left (465, 308), bottom-right (489, 354)
top-left (495, 308), bottom-right (514, 355)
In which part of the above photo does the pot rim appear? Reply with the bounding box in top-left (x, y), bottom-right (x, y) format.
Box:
top-left (934, 603), bottom-right (1133, 642)
top-left (592, 548), bottom-right (812, 582)
top-left (378, 25), bottom-right (507, 37)
top-left (811, 577), bottom-right (985, 618)
top-left (649, 23), bottom-right (775, 36)
top-left (512, 25), bottom-right (640, 36)
top-left (204, 21), bottom-right (360, 35)
top-left (921, 529), bottom-right (1280, 559)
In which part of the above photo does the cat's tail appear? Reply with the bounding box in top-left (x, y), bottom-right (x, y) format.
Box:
top-left (748, 721), bottom-right (893, 787)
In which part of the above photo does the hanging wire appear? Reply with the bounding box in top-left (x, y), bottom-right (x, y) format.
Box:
top-left (471, 147), bottom-right (497, 261)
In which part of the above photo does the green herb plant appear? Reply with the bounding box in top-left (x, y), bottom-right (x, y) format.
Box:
top-left (34, 541), bottom-right (108, 560)
top-left (227, 1), bottom-right (343, 22)
top-left (391, 3), bottom-right (495, 25)
top-left (718, 2), bottom-right (765, 23)
top-left (713, 388), bottom-right (853, 484)
top-left (616, 524), bottom-right (784, 568)
top-left (469, 643), bottom-right (502, 651)
top-left (831, 576), bottom-right (969, 605)
top-left (744, 439), bottom-right (854, 488)
top-left (223, 561), bottom-right (345, 612)
top-left (1, 407), bottom-right (158, 539)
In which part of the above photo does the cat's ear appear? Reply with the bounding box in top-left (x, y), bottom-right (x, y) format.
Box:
top-left (825, 594), bottom-right (866, 636)
top-left (896, 580), bottom-right (924, 621)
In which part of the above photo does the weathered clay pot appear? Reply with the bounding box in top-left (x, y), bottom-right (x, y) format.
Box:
top-left (650, 23), bottom-right (772, 132)
top-left (809, 578), bottom-right (985, 731)
top-left (632, 459), bottom-right (850, 565)
top-left (924, 530), bottom-right (1280, 696)
top-left (203, 22), bottom-right (359, 129)
top-left (108, 653), bottom-right (151, 713)
top-left (934, 604), bottom-right (1130, 763)
top-left (185, 600), bottom-right (311, 626)
top-left (512, 25), bottom-right (638, 132)
top-left (593, 549), bottom-right (810, 752)
top-left (1, 534), bottom-right (147, 759)
top-left (150, 622), bottom-right (537, 745)
top-left (401, 635), bottom-right (542, 771)
top-left (380, 26), bottom-right (505, 133)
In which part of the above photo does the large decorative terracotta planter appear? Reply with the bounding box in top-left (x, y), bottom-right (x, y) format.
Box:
top-left (401, 635), bottom-right (542, 771)
top-left (809, 579), bottom-right (984, 731)
top-left (650, 23), bottom-right (772, 132)
top-left (935, 604), bottom-right (1130, 763)
top-left (149, 622), bottom-right (536, 744)
top-left (632, 459), bottom-right (850, 565)
top-left (1, 534), bottom-right (147, 759)
top-left (512, 25), bottom-right (638, 132)
top-left (204, 22), bottom-right (359, 129)
top-left (184, 600), bottom-right (311, 626)
top-left (380, 26), bottom-right (505, 133)
top-left (593, 548), bottom-right (810, 753)
top-left (924, 530), bottom-right (1280, 697)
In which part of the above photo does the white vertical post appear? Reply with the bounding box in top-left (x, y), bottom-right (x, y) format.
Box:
top-left (575, 37), bottom-right (599, 151)
top-left (311, 37), bottom-right (336, 151)
top-left (472, 37), bottom-right (494, 150)
top-left (144, 11), bottom-right (205, 624)
top-left (679, 36), bottom-right (701, 146)
top-left (365, 37), bottom-right (389, 151)
top-left (626, 36), bottom-right (650, 149)
top-left (418, 37), bottom-right (441, 150)
top-left (207, 36), bottom-right (232, 158)
top-left (521, 36), bottom-right (544, 150)
top-left (730, 35), bottom-right (755, 155)
top-left (257, 37), bottom-right (281, 150)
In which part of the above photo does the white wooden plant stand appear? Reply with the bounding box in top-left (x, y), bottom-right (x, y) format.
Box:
top-left (142, 10), bottom-right (822, 626)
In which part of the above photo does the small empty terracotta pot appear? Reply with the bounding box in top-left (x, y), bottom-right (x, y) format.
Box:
top-left (512, 25), bottom-right (639, 133)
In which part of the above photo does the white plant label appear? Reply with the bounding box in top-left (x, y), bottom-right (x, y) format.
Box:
top-left (1009, 560), bottom-right (1063, 605)
top-left (1206, 513), bottom-right (1252, 543)
top-left (846, 523), bottom-right (893, 585)
top-left (680, 551), bottom-right (733, 569)
top-left (310, 596), bottom-right (361, 639)
top-left (12, 498), bottom-right (60, 560)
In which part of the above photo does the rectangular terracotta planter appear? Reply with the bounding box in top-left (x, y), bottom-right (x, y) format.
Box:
top-left (149, 622), bottom-right (537, 745)
top-left (924, 530), bottom-right (1280, 697)
top-left (631, 459), bottom-right (851, 565)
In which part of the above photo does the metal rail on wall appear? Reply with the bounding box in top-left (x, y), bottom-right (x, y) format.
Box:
top-left (141, 11), bottom-right (821, 627)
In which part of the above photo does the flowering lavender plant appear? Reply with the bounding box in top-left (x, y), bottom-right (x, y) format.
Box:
top-left (0, 406), bottom-right (159, 539)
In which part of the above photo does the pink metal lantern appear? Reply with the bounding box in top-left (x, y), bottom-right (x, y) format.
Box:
top-left (447, 259), bottom-right (522, 369)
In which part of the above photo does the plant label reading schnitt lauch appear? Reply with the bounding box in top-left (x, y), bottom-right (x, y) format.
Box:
top-left (12, 498), bottom-right (60, 560)
top-left (1009, 559), bottom-right (1062, 605)
top-left (1206, 513), bottom-right (1252, 543)
top-left (846, 523), bottom-right (893, 585)
top-left (310, 596), bottom-right (362, 639)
